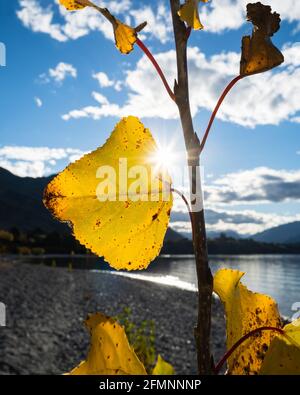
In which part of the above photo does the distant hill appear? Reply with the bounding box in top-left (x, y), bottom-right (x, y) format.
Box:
top-left (252, 222), bottom-right (300, 244)
top-left (164, 227), bottom-right (186, 242)
top-left (1, 167), bottom-right (300, 251)
top-left (207, 230), bottom-right (241, 240)
top-left (0, 167), bottom-right (67, 232)
top-left (0, 167), bottom-right (183, 242)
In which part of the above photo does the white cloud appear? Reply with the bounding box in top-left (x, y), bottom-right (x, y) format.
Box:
top-left (92, 71), bottom-right (122, 91)
top-left (129, 2), bottom-right (172, 44)
top-left (34, 96), bottom-right (42, 107)
top-left (169, 164), bottom-right (300, 235)
top-left (170, 206), bottom-right (300, 236)
top-left (62, 42), bottom-right (300, 127)
top-left (17, 0), bottom-right (67, 42)
top-left (205, 210), bottom-right (300, 236)
top-left (0, 146), bottom-right (86, 177)
top-left (49, 62), bottom-right (77, 82)
top-left (17, 0), bottom-right (300, 42)
top-left (205, 167), bottom-right (300, 205)
top-left (16, 0), bottom-right (130, 43)
top-left (17, 0), bottom-right (172, 44)
top-left (201, 0), bottom-right (300, 33)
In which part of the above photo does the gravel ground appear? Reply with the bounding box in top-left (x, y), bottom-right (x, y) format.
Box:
top-left (0, 258), bottom-right (226, 375)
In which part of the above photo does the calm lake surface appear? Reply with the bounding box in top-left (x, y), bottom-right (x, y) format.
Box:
top-left (25, 254), bottom-right (300, 318)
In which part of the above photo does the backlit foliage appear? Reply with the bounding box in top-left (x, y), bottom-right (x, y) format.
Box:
top-left (48, 1), bottom-right (296, 376)
top-left (44, 117), bottom-right (173, 270)
top-left (240, 2), bottom-right (284, 76)
top-left (58, 0), bottom-right (145, 54)
top-left (68, 313), bottom-right (147, 375)
top-left (114, 21), bottom-right (138, 55)
top-left (178, 0), bottom-right (208, 30)
top-left (152, 355), bottom-right (175, 375)
top-left (260, 319), bottom-right (300, 375)
top-left (214, 269), bottom-right (282, 374)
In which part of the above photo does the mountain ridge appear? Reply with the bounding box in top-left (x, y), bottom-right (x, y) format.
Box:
top-left (251, 221), bottom-right (300, 244)
top-left (0, 167), bottom-right (299, 244)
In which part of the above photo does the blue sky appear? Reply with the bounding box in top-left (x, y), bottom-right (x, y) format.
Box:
top-left (0, 0), bottom-right (300, 236)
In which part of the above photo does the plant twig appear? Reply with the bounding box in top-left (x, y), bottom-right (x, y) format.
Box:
top-left (171, 188), bottom-right (193, 225)
top-left (136, 39), bottom-right (175, 101)
top-left (200, 75), bottom-right (243, 152)
top-left (170, 0), bottom-right (213, 375)
top-left (214, 326), bottom-right (285, 375)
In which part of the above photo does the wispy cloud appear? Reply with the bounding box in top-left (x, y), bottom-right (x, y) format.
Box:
top-left (17, 0), bottom-right (67, 42)
top-left (205, 167), bottom-right (300, 205)
top-left (17, 0), bottom-right (300, 44)
top-left (0, 146), bottom-right (86, 178)
top-left (129, 2), bottom-right (172, 44)
top-left (62, 43), bottom-right (300, 128)
top-left (17, 0), bottom-right (173, 44)
top-left (34, 96), bottom-right (42, 107)
top-left (201, 0), bottom-right (300, 33)
top-left (92, 71), bottom-right (122, 91)
top-left (48, 62), bottom-right (77, 83)
top-left (170, 206), bottom-right (300, 236)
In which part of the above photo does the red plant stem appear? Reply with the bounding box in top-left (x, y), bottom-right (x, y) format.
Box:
top-left (200, 75), bottom-right (244, 153)
top-left (214, 326), bottom-right (285, 375)
top-left (171, 188), bottom-right (193, 225)
top-left (136, 38), bottom-right (175, 102)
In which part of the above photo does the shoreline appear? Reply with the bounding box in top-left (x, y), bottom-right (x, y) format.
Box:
top-left (0, 259), bottom-right (226, 375)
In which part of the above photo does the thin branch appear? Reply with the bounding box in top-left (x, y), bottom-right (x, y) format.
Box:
top-left (186, 26), bottom-right (192, 39)
top-left (89, 3), bottom-right (116, 25)
top-left (200, 75), bottom-right (243, 153)
top-left (170, 0), bottom-right (213, 375)
top-left (214, 326), bottom-right (285, 375)
top-left (136, 39), bottom-right (175, 101)
top-left (89, 2), bottom-right (147, 33)
top-left (171, 188), bottom-right (193, 225)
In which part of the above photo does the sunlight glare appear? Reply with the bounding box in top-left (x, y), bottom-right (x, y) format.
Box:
top-left (150, 142), bottom-right (178, 173)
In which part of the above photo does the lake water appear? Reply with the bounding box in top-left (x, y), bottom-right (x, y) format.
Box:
top-left (25, 254), bottom-right (300, 318)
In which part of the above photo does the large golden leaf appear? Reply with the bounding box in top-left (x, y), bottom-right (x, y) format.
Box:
top-left (240, 2), bottom-right (284, 76)
top-left (260, 319), bottom-right (300, 375)
top-left (214, 269), bottom-right (282, 374)
top-left (44, 116), bottom-right (173, 270)
top-left (178, 0), bottom-right (208, 30)
top-left (68, 313), bottom-right (147, 375)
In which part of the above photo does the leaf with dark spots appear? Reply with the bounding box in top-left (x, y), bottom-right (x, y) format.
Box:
top-left (214, 268), bottom-right (281, 374)
top-left (240, 2), bottom-right (284, 76)
top-left (67, 313), bottom-right (147, 375)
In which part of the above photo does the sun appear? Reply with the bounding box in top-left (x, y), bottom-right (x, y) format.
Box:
top-left (150, 142), bottom-right (178, 173)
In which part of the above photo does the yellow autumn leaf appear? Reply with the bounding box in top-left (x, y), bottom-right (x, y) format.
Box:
top-left (68, 313), bottom-right (147, 375)
top-left (152, 355), bottom-right (174, 375)
top-left (178, 0), bottom-right (208, 30)
top-left (214, 268), bottom-right (282, 375)
top-left (240, 3), bottom-right (284, 76)
top-left (59, 0), bottom-right (146, 54)
top-left (59, 0), bottom-right (91, 11)
top-left (114, 21), bottom-right (137, 55)
top-left (260, 319), bottom-right (300, 375)
top-left (43, 116), bottom-right (173, 271)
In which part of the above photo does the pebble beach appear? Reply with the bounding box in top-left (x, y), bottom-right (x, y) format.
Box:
top-left (0, 258), bottom-right (226, 375)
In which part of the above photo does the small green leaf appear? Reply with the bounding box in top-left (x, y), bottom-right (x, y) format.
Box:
top-left (152, 355), bottom-right (174, 375)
